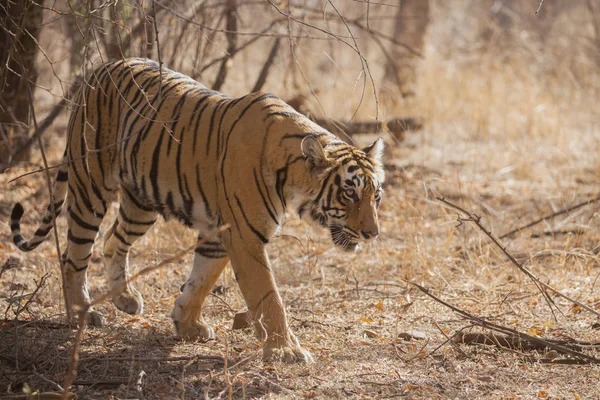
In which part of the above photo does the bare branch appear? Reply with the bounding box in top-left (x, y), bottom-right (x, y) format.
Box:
top-left (437, 196), bottom-right (600, 320)
top-left (535, 0), bottom-right (545, 15)
top-left (410, 282), bottom-right (600, 364)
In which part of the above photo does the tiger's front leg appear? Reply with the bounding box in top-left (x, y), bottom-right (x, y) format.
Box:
top-left (229, 239), bottom-right (313, 363)
top-left (171, 236), bottom-right (230, 341)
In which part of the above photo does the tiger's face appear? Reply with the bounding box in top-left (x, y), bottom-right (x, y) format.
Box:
top-left (299, 135), bottom-right (385, 251)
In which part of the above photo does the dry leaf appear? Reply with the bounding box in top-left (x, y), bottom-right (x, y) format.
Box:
top-left (363, 329), bottom-right (378, 338)
top-left (528, 327), bottom-right (542, 336)
top-left (570, 305), bottom-right (582, 314)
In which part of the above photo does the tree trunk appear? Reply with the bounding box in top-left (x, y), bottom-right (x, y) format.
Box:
top-left (382, 0), bottom-right (430, 98)
top-left (0, 0), bottom-right (43, 165)
top-left (65, 1), bottom-right (91, 75)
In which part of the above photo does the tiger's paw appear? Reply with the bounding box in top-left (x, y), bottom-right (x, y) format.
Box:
top-left (173, 320), bottom-right (215, 342)
top-left (112, 289), bottom-right (144, 315)
top-left (263, 344), bottom-right (313, 364)
top-left (70, 308), bottom-right (104, 327)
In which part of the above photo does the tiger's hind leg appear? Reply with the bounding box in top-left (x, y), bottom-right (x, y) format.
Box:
top-left (103, 188), bottom-right (157, 315)
top-left (63, 205), bottom-right (105, 327)
top-left (171, 236), bottom-right (229, 341)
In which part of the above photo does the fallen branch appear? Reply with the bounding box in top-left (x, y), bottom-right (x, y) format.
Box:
top-left (79, 355), bottom-right (224, 363)
top-left (0, 319), bottom-right (72, 330)
top-left (410, 282), bottom-right (600, 364)
top-left (456, 332), bottom-right (599, 364)
top-left (437, 196), bottom-right (600, 320)
top-left (454, 331), bottom-right (600, 353)
top-left (0, 393), bottom-right (75, 400)
top-left (499, 194), bottom-right (600, 239)
top-left (71, 379), bottom-right (129, 387)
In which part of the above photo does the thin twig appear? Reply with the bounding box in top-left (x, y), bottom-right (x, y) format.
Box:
top-left (198, 20), bottom-right (283, 75)
top-left (61, 311), bottom-right (87, 400)
top-left (32, 370), bottom-right (64, 392)
top-left (535, 0), bottom-right (545, 15)
top-left (21, 56), bottom-right (72, 325)
top-left (79, 355), bottom-right (224, 363)
top-left (432, 320), bottom-right (470, 359)
top-left (438, 196), bottom-right (559, 320)
top-left (11, 273), bottom-right (49, 320)
top-left (268, 0), bottom-right (380, 121)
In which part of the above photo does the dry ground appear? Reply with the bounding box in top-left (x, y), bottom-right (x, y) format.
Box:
top-left (2, 43), bottom-right (600, 400)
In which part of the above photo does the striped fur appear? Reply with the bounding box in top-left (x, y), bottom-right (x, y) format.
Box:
top-left (9, 58), bottom-right (384, 362)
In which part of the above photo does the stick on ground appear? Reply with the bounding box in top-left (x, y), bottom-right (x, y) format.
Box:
top-left (410, 281), bottom-right (600, 365)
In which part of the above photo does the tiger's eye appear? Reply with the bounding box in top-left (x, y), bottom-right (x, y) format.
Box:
top-left (344, 188), bottom-right (356, 199)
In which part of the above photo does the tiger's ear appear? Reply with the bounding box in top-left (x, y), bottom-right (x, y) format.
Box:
top-left (301, 135), bottom-right (331, 174)
top-left (363, 137), bottom-right (384, 165)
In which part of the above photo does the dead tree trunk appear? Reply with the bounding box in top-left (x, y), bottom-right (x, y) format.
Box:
top-left (65, 1), bottom-right (90, 75)
top-left (213, 0), bottom-right (238, 91)
top-left (382, 0), bottom-right (429, 98)
top-left (0, 0), bottom-right (43, 165)
top-left (105, 1), bottom-right (126, 60)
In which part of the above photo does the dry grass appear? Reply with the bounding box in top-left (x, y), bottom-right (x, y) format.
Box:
top-left (2, 2), bottom-right (600, 399)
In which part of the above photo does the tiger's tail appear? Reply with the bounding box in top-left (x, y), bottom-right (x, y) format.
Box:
top-left (11, 162), bottom-right (69, 252)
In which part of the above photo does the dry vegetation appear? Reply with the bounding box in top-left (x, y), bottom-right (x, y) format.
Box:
top-left (2, 0), bottom-right (600, 399)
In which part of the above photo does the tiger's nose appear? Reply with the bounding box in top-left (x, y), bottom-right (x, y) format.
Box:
top-left (361, 230), bottom-right (378, 240)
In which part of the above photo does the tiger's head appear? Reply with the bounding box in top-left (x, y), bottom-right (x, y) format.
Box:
top-left (299, 134), bottom-right (385, 251)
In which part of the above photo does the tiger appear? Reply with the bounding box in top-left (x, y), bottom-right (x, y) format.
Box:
top-left (9, 58), bottom-right (384, 363)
